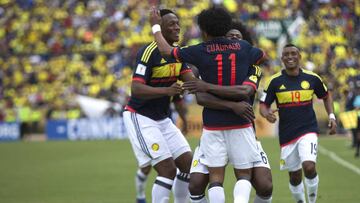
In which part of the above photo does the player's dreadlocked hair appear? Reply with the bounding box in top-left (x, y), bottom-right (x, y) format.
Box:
top-left (230, 20), bottom-right (253, 45)
top-left (160, 9), bottom-right (177, 17)
top-left (197, 6), bottom-right (232, 37)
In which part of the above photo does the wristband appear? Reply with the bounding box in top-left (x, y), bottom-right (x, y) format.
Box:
top-left (152, 24), bottom-right (161, 34)
top-left (329, 113), bottom-right (336, 120)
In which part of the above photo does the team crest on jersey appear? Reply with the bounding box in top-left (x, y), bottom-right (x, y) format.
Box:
top-left (249, 75), bottom-right (258, 83)
top-left (135, 64), bottom-right (147, 75)
top-left (192, 160), bottom-right (199, 167)
top-left (280, 159), bottom-right (285, 166)
top-left (151, 143), bottom-right (160, 151)
top-left (301, 81), bottom-right (310, 89)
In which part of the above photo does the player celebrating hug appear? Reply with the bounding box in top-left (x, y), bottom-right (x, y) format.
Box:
top-left (150, 6), bottom-right (267, 203)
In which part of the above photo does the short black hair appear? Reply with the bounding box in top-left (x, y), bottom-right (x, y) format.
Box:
top-left (230, 20), bottom-right (253, 45)
top-left (284, 43), bottom-right (300, 50)
top-left (197, 7), bottom-right (232, 37)
top-left (160, 9), bottom-right (176, 17)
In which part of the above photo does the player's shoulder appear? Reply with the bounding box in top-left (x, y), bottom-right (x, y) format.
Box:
top-left (138, 41), bottom-right (158, 63)
top-left (239, 39), bottom-right (251, 47)
top-left (268, 70), bottom-right (283, 83)
top-left (302, 69), bottom-right (323, 81)
top-left (264, 70), bottom-right (283, 90)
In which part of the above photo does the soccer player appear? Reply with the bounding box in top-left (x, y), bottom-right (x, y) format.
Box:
top-left (134, 96), bottom-right (188, 203)
top-left (183, 20), bottom-right (273, 203)
top-left (259, 44), bottom-right (337, 203)
top-left (123, 9), bottom-right (194, 203)
top-left (150, 7), bottom-right (267, 203)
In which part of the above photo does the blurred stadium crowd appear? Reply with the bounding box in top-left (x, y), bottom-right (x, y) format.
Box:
top-left (0, 0), bottom-right (360, 135)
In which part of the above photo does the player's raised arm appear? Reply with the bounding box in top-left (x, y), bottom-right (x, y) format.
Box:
top-left (149, 7), bottom-right (173, 58)
top-left (131, 81), bottom-right (183, 100)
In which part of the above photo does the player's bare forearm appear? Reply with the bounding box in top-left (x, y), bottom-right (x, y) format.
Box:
top-left (323, 91), bottom-right (337, 134)
top-left (153, 32), bottom-right (173, 58)
top-left (197, 92), bottom-right (255, 120)
top-left (323, 92), bottom-right (334, 115)
top-left (183, 80), bottom-right (252, 101)
top-left (259, 103), bottom-right (277, 123)
top-left (131, 82), bottom-right (181, 99)
top-left (207, 84), bottom-right (253, 101)
top-left (259, 103), bottom-right (269, 118)
top-left (196, 92), bottom-right (234, 110)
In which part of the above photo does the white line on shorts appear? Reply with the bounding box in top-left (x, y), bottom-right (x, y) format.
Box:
top-left (318, 145), bottom-right (360, 175)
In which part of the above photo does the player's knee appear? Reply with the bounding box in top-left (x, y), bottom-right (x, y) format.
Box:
top-left (140, 165), bottom-right (152, 175)
top-left (255, 181), bottom-right (273, 197)
top-left (162, 166), bottom-right (177, 179)
top-left (289, 170), bottom-right (302, 186)
top-left (189, 174), bottom-right (208, 195)
top-left (175, 152), bottom-right (193, 173)
top-left (302, 161), bottom-right (316, 178)
top-left (189, 181), bottom-right (205, 195)
top-left (154, 159), bottom-right (177, 179)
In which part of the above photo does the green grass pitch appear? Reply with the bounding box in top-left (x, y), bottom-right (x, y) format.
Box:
top-left (0, 136), bottom-right (359, 203)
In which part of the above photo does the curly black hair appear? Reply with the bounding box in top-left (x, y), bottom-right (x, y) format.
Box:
top-left (284, 43), bottom-right (300, 51)
top-left (230, 20), bottom-right (253, 45)
top-left (197, 7), bottom-right (232, 37)
top-left (160, 9), bottom-right (177, 17)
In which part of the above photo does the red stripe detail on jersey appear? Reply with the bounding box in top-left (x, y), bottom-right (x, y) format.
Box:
top-left (280, 132), bottom-right (318, 147)
top-left (229, 53), bottom-right (236, 85)
top-left (150, 77), bottom-right (177, 83)
top-left (243, 81), bottom-right (257, 90)
top-left (255, 51), bottom-right (266, 65)
top-left (203, 123), bottom-right (252, 131)
top-left (180, 69), bottom-right (192, 75)
top-left (133, 77), bottom-right (146, 83)
top-left (125, 105), bottom-right (136, 113)
top-left (278, 101), bottom-right (312, 108)
top-left (172, 48), bottom-right (180, 62)
top-left (215, 54), bottom-right (223, 85)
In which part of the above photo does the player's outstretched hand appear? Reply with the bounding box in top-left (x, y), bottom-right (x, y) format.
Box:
top-left (167, 83), bottom-right (183, 96)
top-left (328, 119), bottom-right (337, 135)
top-left (265, 109), bottom-right (278, 123)
top-left (149, 6), bottom-right (161, 26)
top-left (182, 79), bottom-right (209, 93)
top-left (231, 101), bottom-right (255, 121)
